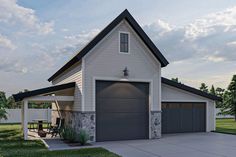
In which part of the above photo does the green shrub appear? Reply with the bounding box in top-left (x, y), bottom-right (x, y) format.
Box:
top-left (78, 129), bottom-right (89, 145)
top-left (61, 126), bottom-right (78, 143)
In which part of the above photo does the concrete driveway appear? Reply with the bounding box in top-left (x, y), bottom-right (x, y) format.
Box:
top-left (95, 133), bottom-right (236, 157)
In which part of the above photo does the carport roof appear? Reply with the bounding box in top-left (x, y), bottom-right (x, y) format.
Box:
top-left (12, 82), bottom-right (75, 102)
top-left (161, 77), bottom-right (222, 101)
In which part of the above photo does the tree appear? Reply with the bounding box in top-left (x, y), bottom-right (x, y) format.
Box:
top-left (171, 77), bottom-right (181, 83)
top-left (199, 83), bottom-right (208, 93)
top-left (221, 91), bottom-right (231, 114)
top-left (216, 87), bottom-right (225, 97)
top-left (28, 102), bottom-right (51, 109)
top-left (0, 107), bottom-right (7, 120)
top-left (0, 91), bottom-right (8, 107)
top-left (215, 87), bottom-right (225, 108)
top-left (0, 93), bottom-right (21, 109)
top-left (210, 85), bottom-right (216, 95)
top-left (7, 96), bottom-right (21, 109)
top-left (0, 91), bottom-right (8, 120)
top-left (226, 75), bottom-right (236, 120)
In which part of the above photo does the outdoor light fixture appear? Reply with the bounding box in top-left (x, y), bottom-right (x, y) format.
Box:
top-left (123, 67), bottom-right (129, 77)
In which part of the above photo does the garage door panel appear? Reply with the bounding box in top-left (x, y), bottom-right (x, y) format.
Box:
top-left (162, 102), bottom-right (206, 134)
top-left (96, 81), bottom-right (149, 141)
top-left (96, 113), bottom-right (148, 141)
top-left (168, 109), bottom-right (181, 133)
top-left (96, 98), bottom-right (148, 113)
top-left (181, 108), bottom-right (193, 132)
top-left (193, 104), bottom-right (206, 132)
top-left (96, 113), bottom-right (148, 124)
top-left (96, 82), bottom-right (149, 99)
top-left (96, 117), bottom-right (147, 141)
top-left (161, 109), bottom-right (168, 133)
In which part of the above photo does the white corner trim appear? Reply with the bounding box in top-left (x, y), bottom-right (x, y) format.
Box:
top-left (206, 101), bottom-right (209, 132)
top-left (23, 100), bottom-right (28, 140)
top-left (81, 57), bottom-right (85, 112)
top-left (158, 67), bottom-right (162, 111)
top-left (213, 101), bottom-right (216, 131)
top-left (119, 31), bottom-right (130, 54)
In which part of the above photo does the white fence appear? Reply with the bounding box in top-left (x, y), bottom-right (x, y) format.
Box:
top-left (0, 108), bottom-right (51, 123)
top-left (215, 108), bottom-right (234, 119)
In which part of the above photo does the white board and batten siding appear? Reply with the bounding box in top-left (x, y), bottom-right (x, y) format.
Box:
top-left (83, 20), bottom-right (162, 112)
top-left (161, 84), bottom-right (216, 132)
top-left (50, 20), bottom-right (162, 112)
top-left (51, 62), bottom-right (82, 111)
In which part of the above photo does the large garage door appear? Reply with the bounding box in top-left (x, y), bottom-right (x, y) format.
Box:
top-left (162, 102), bottom-right (206, 134)
top-left (96, 81), bottom-right (149, 142)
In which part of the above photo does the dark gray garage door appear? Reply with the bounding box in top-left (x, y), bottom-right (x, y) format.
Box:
top-left (96, 81), bottom-right (149, 142)
top-left (162, 102), bottom-right (206, 134)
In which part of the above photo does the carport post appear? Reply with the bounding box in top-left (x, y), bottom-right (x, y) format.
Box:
top-left (23, 99), bottom-right (28, 140)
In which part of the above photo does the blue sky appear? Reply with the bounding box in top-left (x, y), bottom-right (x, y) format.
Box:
top-left (0, 0), bottom-right (236, 95)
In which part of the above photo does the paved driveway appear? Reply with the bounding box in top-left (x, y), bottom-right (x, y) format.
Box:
top-left (95, 133), bottom-right (236, 157)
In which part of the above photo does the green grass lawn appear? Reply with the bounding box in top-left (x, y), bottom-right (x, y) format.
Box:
top-left (0, 124), bottom-right (120, 157)
top-left (216, 118), bottom-right (236, 135)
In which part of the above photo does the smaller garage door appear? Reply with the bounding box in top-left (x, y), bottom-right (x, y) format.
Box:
top-left (162, 102), bottom-right (206, 134)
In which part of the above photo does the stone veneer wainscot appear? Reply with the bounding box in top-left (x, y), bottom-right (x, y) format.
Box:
top-left (151, 111), bottom-right (161, 139)
top-left (53, 110), bottom-right (95, 141)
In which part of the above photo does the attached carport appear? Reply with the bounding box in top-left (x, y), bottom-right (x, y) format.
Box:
top-left (13, 82), bottom-right (75, 140)
top-left (161, 77), bottom-right (221, 134)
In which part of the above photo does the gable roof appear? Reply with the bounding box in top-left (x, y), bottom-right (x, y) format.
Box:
top-left (161, 77), bottom-right (222, 101)
top-left (48, 9), bottom-right (169, 82)
top-left (13, 82), bottom-right (75, 102)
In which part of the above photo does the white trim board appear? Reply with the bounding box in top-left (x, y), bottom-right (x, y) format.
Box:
top-left (92, 76), bottom-right (154, 140)
top-left (162, 100), bottom-right (208, 102)
top-left (92, 76), bottom-right (154, 111)
top-left (161, 100), bottom-right (210, 132)
top-left (25, 96), bottom-right (74, 102)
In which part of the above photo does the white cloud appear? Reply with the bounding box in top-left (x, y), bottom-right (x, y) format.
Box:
top-left (19, 29), bottom-right (101, 73)
top-left (145, 6), bottom-right (236, 62)
top-left (38, 21), bottom-right (54, 35)
top-left (144, 19), bottom-right (173, 36)
top-left (61, 28), bottom-right (69, 32)
top-left (0, 58), bottom-right (27, 73)
top-left (58, 29), bottom-right (100, 55)
top-left (227, 41), bottom-right (236, 46)
top-left (0, 34), bottom-right (16, 50)
top-left (64, 29), bottom-right (100, 44)
top-left (185, 6), bottom-right (236, 40)
top-left (204, 55), bottom-right (226, 62)
top-left (145, 6), bottom-right (236, 88)
top-left (0, 0), bottom-right (54, 35)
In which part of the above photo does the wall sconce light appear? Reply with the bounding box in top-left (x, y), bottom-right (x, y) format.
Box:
top-left (123, 67), bottom-right (129, 77)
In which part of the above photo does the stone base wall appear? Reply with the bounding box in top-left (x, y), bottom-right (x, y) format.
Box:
top-left (52, 110), bottom-right (161, 141)
top-left (52, 110), bottom-right (95, 142)
top-left (150, 111), bottom-right (161, 139)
